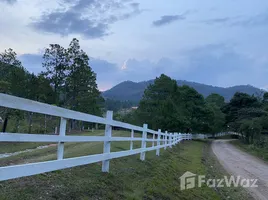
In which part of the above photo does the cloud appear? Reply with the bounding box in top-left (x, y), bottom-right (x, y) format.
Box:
top-left (180, 44), bottom-right (268, 87)
top-left (232, 12), bottom-right (268, 27)
top-left (201, 17), bottom-right (231, 25)
top-left (31, 0), bottom-right (143, 39)
top-left (202, 12), bottom-right (268, 27)
top-left (19, 42), bottom-right (268, 91)
top-left (89, 58), bottom-right (120, 90)
top-left (0, 0), bottom-right (16, 4)
top-left (121, 59), bottom-right (128, 70)
top-left (152, 15), bottom-right (186, 27)
top-left (107, 44), bottom-right (268, 89)
top-left (32, 11), bottom-right (110, 39)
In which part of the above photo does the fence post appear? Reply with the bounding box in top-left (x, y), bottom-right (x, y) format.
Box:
top-left (102, 111), bottom-right (113, 172)
top-left (175, 133), bottom-right (178, 144)
top-left (140, 124), bottom-right (148, 161)
top-left (152, 133), bottom-right (155, 147)
top-left (57, 117), bottom-right (67, 160)
top-left (130, 129), bottom-right (134, 150)
top-left (156, 129), bottom-right (161, 156)
top-left (169, 133), bottom-right (172, 148)
top-left (162, 132), bottom-right (165, 146)
top-left (164, 131), bottom-right (168, 150)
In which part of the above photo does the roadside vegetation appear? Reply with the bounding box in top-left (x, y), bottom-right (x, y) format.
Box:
top-left (223, 92), bottom-right (268, 156)
top-left (231, 139), bottom-right (268, 162)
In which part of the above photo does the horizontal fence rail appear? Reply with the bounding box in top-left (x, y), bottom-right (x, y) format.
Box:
top-left (191, 132), bottom-right (238, 139)
top-left (0, 93), bottom-right (193, 181)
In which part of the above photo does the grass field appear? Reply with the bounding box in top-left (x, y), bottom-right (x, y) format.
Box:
top-left (0, 132), bottom-right (250, 200)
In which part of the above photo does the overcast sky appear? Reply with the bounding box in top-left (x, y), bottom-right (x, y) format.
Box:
top-left (1, 0), bottom-right (268, 91)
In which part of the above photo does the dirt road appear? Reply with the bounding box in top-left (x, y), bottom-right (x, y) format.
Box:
top-left (212, 140), bottom-right (268, 200)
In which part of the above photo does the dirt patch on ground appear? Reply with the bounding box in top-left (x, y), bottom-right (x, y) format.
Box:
top-left (202, 140), bottom-right (253, 200)
top-left (212, 140), bottom-right (268, 200)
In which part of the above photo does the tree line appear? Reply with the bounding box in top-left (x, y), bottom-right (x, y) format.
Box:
top-left (121, 74), bottom-right (268, 146)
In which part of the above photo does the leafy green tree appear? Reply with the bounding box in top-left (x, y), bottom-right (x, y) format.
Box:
top-left (206, 103), bottom-right (225, 134)
top-left (137, 74), bottom-right (178, 130)
top-left (176, 85), bottom-right (212, 133)
top-left (42, 44), bottom-right (68, 104)
top-left (0, 49), bottom-right (26, 132)
top-left (223, 92), bottom-right (260, 131)
top-left (65, 38), bottom-right (103, 115)
top-left (104, 99), bottom-right (136, 112)
top-left (0, 50), bottom-right (27, 97)
top-left (25, 73), bottom-right (55, 103)
top-left (239, 118), bottom-right (262, 144)
top-left (0, 80), bottom-right (10, 93)
top-left (1, 49), bottom-right (56, 133)
top-left (206, 93), bottom-right (225, 107)
top-left (0, 48), bottom-right (22, 67)
top-left (136, 74), bottom-right (215, 133)
top-left (263, 92), bottom-right (268, 103)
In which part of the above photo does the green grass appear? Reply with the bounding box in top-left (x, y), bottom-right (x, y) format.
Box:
top-left (0, 142), bottom-right (50, 154)
top-left (0, 133), bottom-right (250, 200)
top-left (0, 130), bottom-right (141, 166)
top-left (0, 130), bottom-right (106, 154)
top-left (230, 140), bottom-right (268, 162)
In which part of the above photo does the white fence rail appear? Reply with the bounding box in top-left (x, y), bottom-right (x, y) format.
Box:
top-left (192, 132), bottom-right (239, 139)
top-left (0, 93), bottom-right (193, 181)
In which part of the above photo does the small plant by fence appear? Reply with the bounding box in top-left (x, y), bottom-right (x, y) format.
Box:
top-left (0, 93), bottom-right (193, 181)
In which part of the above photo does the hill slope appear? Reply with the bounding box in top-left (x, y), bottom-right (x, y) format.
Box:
top-left (103, 80), bottom-right (263, 102)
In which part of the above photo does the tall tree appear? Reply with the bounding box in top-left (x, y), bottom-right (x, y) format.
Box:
top-left (42, 44), bottom-right (67, 104)
top-left (65, 38), bottom-right (103, 115)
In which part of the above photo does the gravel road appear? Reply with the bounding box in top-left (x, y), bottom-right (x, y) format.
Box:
top-left (212, 140), bottom-right (268, 200)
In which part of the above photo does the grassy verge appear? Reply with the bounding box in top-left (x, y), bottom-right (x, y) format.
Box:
top-left (230, 140), bottom-right (268, 162)
top-left (0, 142), bottom-right (50, 154)
top-left (0, 135), bottom-right (250, 200)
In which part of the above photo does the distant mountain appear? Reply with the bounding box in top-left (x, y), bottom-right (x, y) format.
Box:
top-left (102, 80), bottom-right (264, 103)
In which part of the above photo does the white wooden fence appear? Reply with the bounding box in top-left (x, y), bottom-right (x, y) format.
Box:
top-left (192, 132), bottom-right (237, 139)
top-left (0, 93), bottom-right (193, 181)
top-left (213, 132), bottom-right (239, 137)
